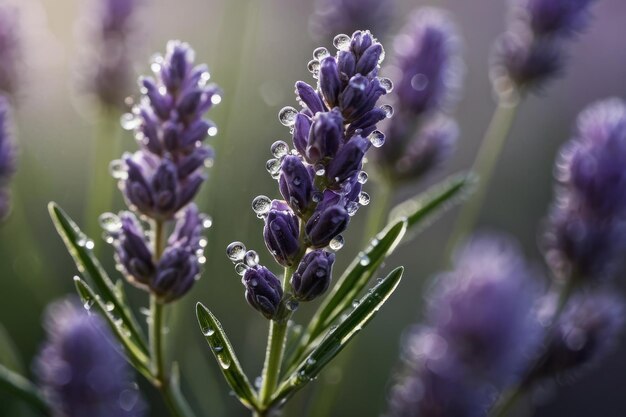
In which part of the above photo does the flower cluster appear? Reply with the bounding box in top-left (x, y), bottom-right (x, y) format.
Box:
top-left (308, 0), bottom-right (394, 42)
top-left (491, 0), bottom-right (597, 90)
top-left (543, 99), bottom-right (626, 283)
top-left (528, 290), bottom-right (625, 383)
top-left (386, 235), bottom-right (541, 416)
top-left (35, 298), bottom-right (145, 417)
top-left (0, 96), bottom-right (16, 220)
top-left (80, 0), bottom-right (141, 110)
top-left (0, 5), bottom-right (20, 97)
top-left (226, 31), bottom-right (391, 320)
top-left (374, 8), bottom-right (462, 184)
top-left (105, 41), bottom-right (220, 303)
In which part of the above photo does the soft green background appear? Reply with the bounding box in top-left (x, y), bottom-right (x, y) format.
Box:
top-left (1, 0), bottom-right (626, 416)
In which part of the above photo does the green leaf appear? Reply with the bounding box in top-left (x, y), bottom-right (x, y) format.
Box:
top-left (167, 362), bottom-right (199, 417)
top-left (48, 202), bottom-right (147, 353)
top-left (285, 219), bottom-right (407, 371)
top-left (196, 303), bottom-right (260, 411)
top-left (0, 323), bottom-right (24, 374)
top-left (73, 277), bottom-right (153, 381)
top-left (0, 364), bottom-right (50, 416)
top-left (270, 266), bottom-right (404, 409)
top-left (390, 172), bottom-right (475, 230)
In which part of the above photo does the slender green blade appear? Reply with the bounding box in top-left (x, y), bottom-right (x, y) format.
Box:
top-left (390, 172), bottom-right (475, 229)
top-left (270, 266), bottom-right (404, 409)
top-left (0, 364), bottom-right (50, 415)
top-left (0, 323), bottom-right (24, 373)
top-left (286, 219), bottom-right (407, 371)
top-left (167, 362), bottom-right (199, 417)
top-left (48, 202), bottom-right (147, 352)
top-left (196, 303), bottom-right (259, 411)
top-left (73, 277), bottom-right (153, 381)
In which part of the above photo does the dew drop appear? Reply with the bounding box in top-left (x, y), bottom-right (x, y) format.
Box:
top-left (199, 71), bottom-right (211, 85)
top-left (333, 34), bottom-right (351, 50)
top-left (99, 212), bottom-right (122, 234)
top-left (226, 241), bottom-right (246, 262)
top-left (411, 73), bottom-right (429, 91)
top-left (358, 252), bottom-right (371, 266)
top-left (378, 45), bottom-right (386, 63)
top-left (314, 164), bottom-right (326, 176)
top-left (368, 130), bottom-right (385, 148)
top-left (104, 301), bottom-right (115, 312)
top-left (352, 299), bottom-right (360, 308)
top-left (278, 106), bottom-right (298, 126)
top-left (271, 140), bottom-right (289, 158)
top-left (203, 326), bottom-right (215, 337)
top-left (286, 299), bottom-right (300, 312)
top-left (109, 159), bottom-right (128, 180)
top-left (381, 104), bottom-right (394, 118)
top-left (266, 158), bottom-right (281, 176)
top-left (357, 171), bottom-right (368, 184)
top-left (120, 113), bottom-right (140, 131)
top-left (235, 262), bottom-right (248, 276)
top-left (307, 59), bottom-right (320, 74)
top-left (346, 201), bottom-right (359, 216)
top-left (312, 47), bottom-right (330, 61)
top-left (358, 191), bottom-right (370, 206)
top-left (83, 299), bottom-right (94, 310)
top-left (312, 191), bottom-right (323, 203)
top-left (219, 356), bottom-right (231, 370)
top-left (211, 94), bottom-right (222, 105)
top-left (378, 77), bottom-right (394, 93)
top-left (252, 195), bottom-right (272, 216)
top-left (306, 357), bottom-right (317, 366)
top-left (212, 345), bottom-right (224, 353)
top-left (207, 126), bottom-right (218, 136)
top-left (202, 216), bottom-right (213, 229)
top-left (244, 250), bottom-right (259, 267)
top-left (329, 235), bottom-right (345, 251)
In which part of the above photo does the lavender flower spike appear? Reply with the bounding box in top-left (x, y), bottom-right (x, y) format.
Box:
top-left (375, 8), bottom-right (463, 184)
top-left (0, 95), bottom-right (16, 220)
top-left (491, 0), bottom-right (598, 90)
top-left (81, 0), bottom-right (141, 109)
top-left (543, 99), bottom-right (626, 283)
top-left (35, 298), bottom-right (145, 417)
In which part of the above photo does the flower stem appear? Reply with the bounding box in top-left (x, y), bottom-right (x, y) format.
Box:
top-left (445, 100), bottom-right (519, 256)
top-left (150, 294), bottom-right (165, 383)
top-left (0, 364), bottom-right (50, 416)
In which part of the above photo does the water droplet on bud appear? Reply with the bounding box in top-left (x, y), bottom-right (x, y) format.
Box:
top-left (252, 195), bottom-right (272, 216)
top-left (120, 113), bottom-right (140, 130)
top-left (329, 235), bottom-right (345, 251)
top-left (358, 191), bottom-right (370, 206)
top-left (270, 140), bottom-right (289, 158)
top-left (99, 212), bottom-right (122, 234)
top-left (226, 241), bottom-right (246, 262)
top-left (244, 250), bottom-right (259, 267)
top-left (378, 77), bottom-right (394, 93)
top-left (381, 104), bottom-right (394, 118)
top-left (109, 159), bottom-right (128, 180)
top-left (358, 171), bottom-right (368, 184)
top-left (234, 262), bottom-right (248, 276)
top-left (368, 130), bottom-right (385, 148)
top-left (278, 106), bottom-right (298, 126)
top-left (346, 201), bottom-right (359, 216)
top-left (333, 34), bottom-right (351, 50)
top-left (312, 47), bottom-right (330, 61)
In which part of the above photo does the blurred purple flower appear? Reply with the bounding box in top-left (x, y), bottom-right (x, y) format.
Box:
top-left (375, 8), bottom-right (463, 184)
top-left (0, 5), bottom-right (20, 97)
top-left (543, 99), bottom-right (626, 282)
top-left (529, 291), bottom-right (625, 382)
top-left (0, 95), bottom-right (16, 219)
top-left (35, 298), bottom-right (145, 417)
top-left (308, 0), bottom-right (394, 42)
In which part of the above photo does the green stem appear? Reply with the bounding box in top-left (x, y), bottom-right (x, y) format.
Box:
top-left (0, 364), bottom-right (50, 416)
top-left (258, 266), bottom-right (296, 408)
top-left (150, 294), bottom-right (165, 383)
top-left (445, 100), bottom-right (519, 256)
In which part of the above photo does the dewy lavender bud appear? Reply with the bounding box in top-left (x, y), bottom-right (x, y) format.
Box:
top-left (0, 95), bottom-right (16, 219)
top-left (305, 198), bottom-right (350, 249)
top-left (263, 200), bottom-right (300, 267)
top-left (306, 109), bottom-right (343, 163)
top-left (491, 0), bottom-right (597, 90)
top-left (308, 0), bottom-right (394, 43)
top-left (243, 265), bottom-right (283, 320)
top-left (291, 250), bottom-right (335, 301)
top-left (279, 155), bottom-right (313, 214)
top-left (153, 245), bottom-right (200, 303)
top-left (543, 99), bottom-right (626, 282)
top-left (35, 299), bottom-right (145, 417)
top-left (111, 212), bottom-right (155, 289)
top-left (529, 291), bottom-right (625, 382)
top-left (0, 5), bottom-right (20, 97)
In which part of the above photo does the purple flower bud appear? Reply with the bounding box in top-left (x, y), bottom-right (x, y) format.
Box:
top-left (0, 96), bottom-right (16, 219)
top-left (153, 245), bottom-right (200, 303)
top-left (305, 201), bottom-right (350, 248)
top-left (263, 200), bottom-right (301, 267)
top-left (0, 6), bottom-right (20, 97)
top-left (35, 298), bottom-right (145, 417)
top-left (308, 0), bottom-right (394, 43)
top-left (243, 266), bottom-right (283, 320)
top-left (279, 155), bottom-right (313, 213)
top-left (292, 113), bottom-right (312, 156)
top-left (337, 50), bottom-right (356, 78)
top-left (393, 8), bottom-right (462, 115)
top-left (168, 203), bottom-right (203, 253)
top-left (319, 57), bottom-right (342, 108)
top-left (355, 43), bottom-right (383, 75)
top-left (428, 234), bottom-right (542, 385)
top-left (291, 250), bottom-right (335, 301)
top-left (112, 212), bottom-right (155, 289)
top-left (393, 116), bottom-right (459, 182)
top-left (306, 109), bottom-right (343, 164)
top-left (326, 135), bottom-right (370, 186)
top-left (529, 291), bottom-right (625, 382)
top-left (295, 81), bottom-right (325, 115)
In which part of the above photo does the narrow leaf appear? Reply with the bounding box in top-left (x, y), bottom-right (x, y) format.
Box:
top-left (48, 202), bottom-right (147, 352)
top-left (0, 363), bottom-right (50, 415)
top-left (168, 362), bottom-right (199, 417)
top-left (196, 303), bottom-right (259, 411)
top-left (73, 277), bottom-right (153, 381)
top-left (390, 172), bottom-right (475, 229)
top-left (0, 323), bottom-right (24, 374)
top-left (270, 266), bottom-right (404, 409)
top-left (286, 219), bottom-right (407, 370)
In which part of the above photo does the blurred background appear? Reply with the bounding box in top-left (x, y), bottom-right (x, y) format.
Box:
top-left (0, 0), bottom-right (625, 416)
